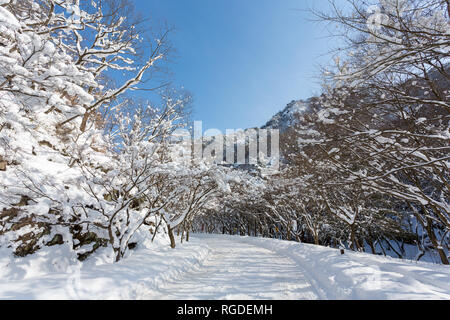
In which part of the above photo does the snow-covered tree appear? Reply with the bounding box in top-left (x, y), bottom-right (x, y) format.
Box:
top-left (0, 0), bottom-right (177, 261)
top-left (311, 0), bottom-right (449, 263)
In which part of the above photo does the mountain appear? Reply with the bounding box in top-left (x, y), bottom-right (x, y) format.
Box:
top-left (262, 65), bottom-right (449, 132)
top-left (261, 99), bottom-right (312, 132)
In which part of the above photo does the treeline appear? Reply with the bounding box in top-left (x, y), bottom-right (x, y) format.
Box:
top-left (0, 0), bottom-right (261, 262)
top-left (193, 0), bottom-right (449, 264)
top-left (0, 0), bottom-right (448, 265)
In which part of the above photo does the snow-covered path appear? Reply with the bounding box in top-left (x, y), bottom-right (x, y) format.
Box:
top-left (146, 236), bottom-right (319, 300)
top-left (1, 234), bottom-right (450, 300)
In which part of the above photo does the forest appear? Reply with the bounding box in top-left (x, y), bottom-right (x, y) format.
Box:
top-left (0, 0), bottom-right (448, 267)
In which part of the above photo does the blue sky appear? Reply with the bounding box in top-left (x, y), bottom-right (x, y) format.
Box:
top-left (135, 0), bottom-right (339, 132)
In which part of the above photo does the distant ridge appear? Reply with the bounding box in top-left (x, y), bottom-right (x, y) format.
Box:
top-left (261, 99), bottom-right (312, 131)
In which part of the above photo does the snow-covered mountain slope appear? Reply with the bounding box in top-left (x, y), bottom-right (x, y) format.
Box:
top-left (1, 234), bottom-right (449, 300)
top-left (262, 65), bottom-right (449, 132)
top-left (261, 99), bottom-right (312, 132)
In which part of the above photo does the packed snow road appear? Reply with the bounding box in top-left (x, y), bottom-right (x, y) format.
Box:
top-left (138, 234), bottom-right (450, 300)
top-left (1, 234), bottom-right (449, 299)
top-left (145, 236), bottom-right (320, 300)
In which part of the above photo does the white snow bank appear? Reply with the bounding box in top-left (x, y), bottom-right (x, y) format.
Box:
top-left (0, 238), bottom-right (211, 300)
top-left (236, 235), bottom-right (450, 300)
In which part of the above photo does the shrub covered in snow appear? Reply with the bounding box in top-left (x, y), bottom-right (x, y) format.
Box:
top-left (0, 0), bottom-right (250, 262)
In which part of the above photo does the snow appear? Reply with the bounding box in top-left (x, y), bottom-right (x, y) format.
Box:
top-left (262, 99), bottom-right (311, 131)
top-left (238, 235), bottom-right (450, 300)
top-left (0, 235), bottom-right (211, 299)
top-left (0, 7), bottom-right (20, 29)
top-left (144, 235), bottom-right (318, 300)
top-left (1, 234), bottom-right (449, 300)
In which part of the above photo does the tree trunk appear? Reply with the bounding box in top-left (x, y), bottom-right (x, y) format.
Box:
top-left (425, 217), bottom-right (449, 265)
top-left (313, 233), bottom-right (319, 245)
top-left (349, 224), bottom-right (357, 251)
top-left (368, 238), bottom-right (376, 254)
top-left (115, 250), bottom-right (122, 262)
top-left (168, 226), bottom-right (176, 249)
